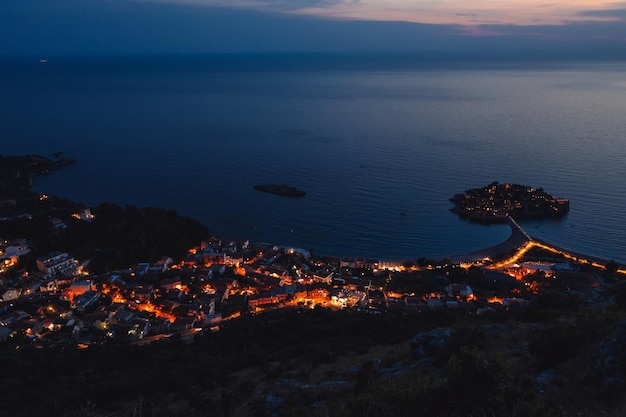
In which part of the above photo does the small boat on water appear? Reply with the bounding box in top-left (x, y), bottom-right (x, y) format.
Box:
top-left (254, 184), bottom-right (306, 197)
top-left (39, 59), bottom-right (48, 64)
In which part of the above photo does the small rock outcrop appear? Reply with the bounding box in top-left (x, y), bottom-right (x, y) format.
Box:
top-left (410, 327), bottom-right (452, 359)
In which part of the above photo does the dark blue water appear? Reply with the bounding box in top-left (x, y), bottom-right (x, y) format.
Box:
top-left (1, 55), bottom-right (625, 263)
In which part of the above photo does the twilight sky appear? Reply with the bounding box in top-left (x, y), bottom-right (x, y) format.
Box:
top-left (1, 0), bottom-right (625, 55)
top-left (173, 0), bottom-right (625, 25)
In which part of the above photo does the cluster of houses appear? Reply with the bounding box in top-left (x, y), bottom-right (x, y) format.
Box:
top-left (0, 235), bottom-right (603, 347)
top-left (0, 239), bottom-right (30, 274)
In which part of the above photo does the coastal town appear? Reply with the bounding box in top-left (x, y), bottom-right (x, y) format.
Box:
top-left (1, 210), bottom-right (621, 348)
top-left (0, 155), bottom-right (623, 349)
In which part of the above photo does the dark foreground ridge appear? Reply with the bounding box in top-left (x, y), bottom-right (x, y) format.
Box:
top-left (254, 183), bottom-right (306, 197)
top-left (450, 181), bottom-right (569, 222)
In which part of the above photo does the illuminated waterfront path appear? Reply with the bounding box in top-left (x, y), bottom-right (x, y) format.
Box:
top-left (448, 216), bottom-right (625, 275)
top-left (448, 216), bottom-right (532, 265)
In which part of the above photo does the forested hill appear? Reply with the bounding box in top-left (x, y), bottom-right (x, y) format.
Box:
top-left (1, 154), bottom-right (209, 273)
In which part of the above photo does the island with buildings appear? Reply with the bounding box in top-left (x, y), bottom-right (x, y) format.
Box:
top-left (450, 181), bottom-right (569, 222)
top-left (1, 155), bottom-right (625, 417)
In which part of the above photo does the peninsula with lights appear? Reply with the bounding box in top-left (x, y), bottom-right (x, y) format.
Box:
top-left (450, 181), bottom-right (569, 222)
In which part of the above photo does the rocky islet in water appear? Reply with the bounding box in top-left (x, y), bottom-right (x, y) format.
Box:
top-left (254, 183), bottom-right (306, 197)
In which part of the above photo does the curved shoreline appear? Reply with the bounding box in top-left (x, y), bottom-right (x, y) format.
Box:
top-left (447, 216), bottom-right (531, 264)
top-left (444, 216), bottom-right (616, 268)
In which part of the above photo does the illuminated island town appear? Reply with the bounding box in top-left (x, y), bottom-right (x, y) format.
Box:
top-left (450, 181), bottom-right (570, 222)
top-left (1, 154), bottom-right (626, 417)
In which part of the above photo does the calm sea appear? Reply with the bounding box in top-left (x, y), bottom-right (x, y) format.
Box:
top-left (1, 54), bottom-right (625, 263)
